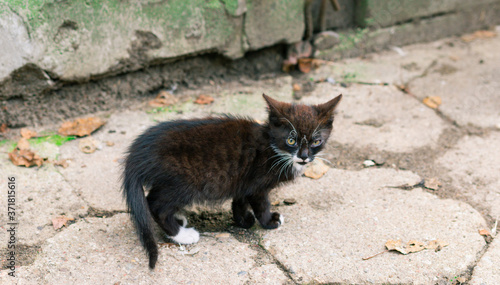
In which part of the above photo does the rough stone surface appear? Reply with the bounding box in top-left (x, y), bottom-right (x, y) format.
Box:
top-left (438, 133), bottom-right (500, 220)
top-left (244, 0), bottom-right (304, 50)
top-left (58, 111), bottom-right (152, 211)
top-left (260, 169), bottom-right (487, 284)
top-left (470, 237), bottom-right (500, 284)
top-left (0, 160), bottom-right (88, 246)
top-left (355, 0), bottom-right (500, 28)
top-left (1, 34), bottom-right (499, 284)
top-left (302, 84), bottom-right (446, 152)
top-left (318, 2), bottom-right (500, 60)
top-left (409, 39), bottom-right (500, 128)
top-left (1, 213), bottom-right (287, 284)
top-left (0, 0), bottom-right (303, 93)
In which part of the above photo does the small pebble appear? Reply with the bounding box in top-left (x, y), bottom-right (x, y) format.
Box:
top-left (237, 271), bottom-right (247, 276)
top-left (363, 160), bottom-right (376, 167)
top-left (283, 198), bottom-right (297, 205)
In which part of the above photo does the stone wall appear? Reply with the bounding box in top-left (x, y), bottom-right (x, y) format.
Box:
top-left (1, 0), bottom-right (499, 126)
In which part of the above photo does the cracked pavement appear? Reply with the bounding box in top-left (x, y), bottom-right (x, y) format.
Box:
top-left (1, 34), bottom-right (499, 284)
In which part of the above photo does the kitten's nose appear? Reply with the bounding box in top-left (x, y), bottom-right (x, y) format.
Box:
top-left (298, 148), bottom-right (309, 161)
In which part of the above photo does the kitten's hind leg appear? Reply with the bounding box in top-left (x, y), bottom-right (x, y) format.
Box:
top-left (232, 198), bottom-right (255, 229)
top-left (147, 197), bottom-right (199, 244)
top-left (248, 194), bottom-right (283, 229)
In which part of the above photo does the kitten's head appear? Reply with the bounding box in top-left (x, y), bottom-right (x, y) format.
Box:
top-left (263, 94), bottom-right (342, 173)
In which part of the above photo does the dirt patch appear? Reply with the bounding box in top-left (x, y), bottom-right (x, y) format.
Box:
top-left (1, 244), bottom-right (41, 269)
top-left (0, 45), bottom-right (286, 128)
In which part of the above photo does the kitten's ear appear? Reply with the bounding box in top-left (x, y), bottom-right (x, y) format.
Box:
top-left (263, 94), bottom-right (289, 126)
top-left (263, 94), bottom-right (282, 113)
top-left (263, 94), bottom-right (288, 116)
top-left (315, 94), bottom-right (342, 120)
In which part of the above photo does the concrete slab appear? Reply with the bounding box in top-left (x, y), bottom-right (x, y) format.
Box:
top-left (58, 110), bottom-right (152, 211)
top-left (409, 37), bottom-right (500, 128)
top-left (0, 158), bottom-right (88, 247)
top-left (301, 83), bottom-right (446, 152)
top-left (470, 237), bottom-right (500, 285)
top-left (3, 213), bottom-right (288, 284)
top-left (260, 168), bottom-right (487, 283)
top-left (437, 132), bottom-right (500, 219)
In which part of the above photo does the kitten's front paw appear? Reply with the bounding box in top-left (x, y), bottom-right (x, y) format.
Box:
top-left (235, 211), bottom-right (256, 229)
top-left (170, 227), bottom-right (200, 244)
top-left (261, 212), bottom-right (283, 229)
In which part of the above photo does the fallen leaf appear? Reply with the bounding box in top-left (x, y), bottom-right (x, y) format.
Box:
top-left (20, 128), bottom-right (37, 139)
top-left (406, 240), bottom-right (426, 253)
top-left (422, 96), bottom-right (442, 109)
top-left (304, 159), bottom-right (330, 179)
top-left (194, 94), bottom-right (214, 105)
top-left (149, 90), bottom-right (179, 107)
top-left (479, 228), bottom-right (492, 237)
top-left (215, 233), bottom-right (231, 238)
top-left (52, 216), bottom-right (74, 230)
top-left (271, 200), bottom-right (280, 206)
top-left (8, 148), bottom-right (44, 167)
top-left (385, 239), bottom-right (407, 254)
top-left (58, 117), bottom-right (105, 137)
top-left (292, 83), bottom-right (301, 92)
top-left (79, 137), bottom-right (99, 154)
top-left (425, 239), bottom-right (449, 251)
top-left (16, 138), bottom-right (30, 150)
top-left (386, 239), bottom-right (448, 255)
top-left (53, 159), bottom-right (69, 168)
top-left (461, 30), bottom-right (497, 42)
top-left (424, 177), bottom-right (441, 190)
top-left (0, 123), bottom-right (8, 133)
top-left (298, 58), bottom-right (324, 73)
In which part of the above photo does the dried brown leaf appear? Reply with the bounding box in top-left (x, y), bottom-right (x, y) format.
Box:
top-left (58, 117), bottom-right (105, 137)
top-left (479, 228), bottom-right (492, 237)
top-left (425, 239), bottom-right (449, 251)
top-left (461, 30), bottom-right (497, 42)
top-left (298, 58), bottom-right (312, 73)
top-left (52, 216), bottom-right (74, 230)
top-left (0, 123), bottom-right (8, 133)
top-left (424, 177), bottom-right (441, 190)
top-left (292, 83), bottom-right (301, 92)
top-left (20, 128), bottom-right (37, 139)
top-left (54, 159), bottom-right (69, 168)
top-left (194, 94), bottom-right (214, 105)
top-left (79, 137), bottom-right (99, 154)
top-left (149, 90), bottom-right (179, 107)
top-left (17, 138), bottom-right (30, 150)
top-left (304, 159), bottom-right (330, 179)
top-left (406, 240), bottom-right (426, 253)
top-left (8, 148), bottom-right (44, 167)
top-left (423, 96), bottom-right (442, 109)
top-left (385, 239), bottom-right (408, 254)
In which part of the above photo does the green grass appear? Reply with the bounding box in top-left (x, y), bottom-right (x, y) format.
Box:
top-left (28, 134), bottom-right (76, 146)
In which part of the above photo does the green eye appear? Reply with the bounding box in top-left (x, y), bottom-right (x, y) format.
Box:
top-left (286, 137), bottom-right (296, 146)
top-left (312, 139), bottom-right (322, 147)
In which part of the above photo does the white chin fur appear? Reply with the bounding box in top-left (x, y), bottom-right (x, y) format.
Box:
top-left (170, 227), bottom-right (200, 244)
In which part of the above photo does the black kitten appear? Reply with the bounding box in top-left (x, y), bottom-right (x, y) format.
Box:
top-left (122, 94), bottom-right (342, 269)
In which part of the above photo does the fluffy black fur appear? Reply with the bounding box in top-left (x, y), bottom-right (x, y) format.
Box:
top-left (122, 94), bottom-right (341, 269)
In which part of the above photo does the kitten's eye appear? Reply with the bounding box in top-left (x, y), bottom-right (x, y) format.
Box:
top-left (311, 139), bottom-right (322, 147)
top-left (286, 137), bottom-right (296, 146)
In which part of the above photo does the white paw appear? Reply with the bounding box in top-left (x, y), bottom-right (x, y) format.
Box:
top-left (174, 213), bottom-right (188, 227)
top-left (279, 214), bottom-right (284, 226)
top-left (170, 227), bottom-right (200, 244)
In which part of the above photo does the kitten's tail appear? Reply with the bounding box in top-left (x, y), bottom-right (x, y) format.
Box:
top-left (122, 168), bottom-right (158, 269)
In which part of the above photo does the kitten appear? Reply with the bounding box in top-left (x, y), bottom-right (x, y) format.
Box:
top-left (122, 94), bottom-right (342, 269)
